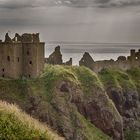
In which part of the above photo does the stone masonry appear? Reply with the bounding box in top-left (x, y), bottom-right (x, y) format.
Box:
top-left (0, 33), bottom-right (45, 78)
top-left (45, 45), bottom-right (72, 66)
top-left (79, 49), bottom-right (140, 73)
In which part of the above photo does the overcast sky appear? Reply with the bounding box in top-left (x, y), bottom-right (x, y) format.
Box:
top-left (0, 0), bottom-right (140, 44)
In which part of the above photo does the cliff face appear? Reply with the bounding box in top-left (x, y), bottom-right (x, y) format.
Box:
top-left (99, 68), bottom-right (140, 140)
top-left (0, 65), bottom-right (139, 140)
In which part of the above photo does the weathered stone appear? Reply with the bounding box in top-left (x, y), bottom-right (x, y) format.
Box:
top-left (79, 52), bottom-right (94, 70)
top-left (106, 87), bottom-right (140, 133)
top-left (79, 49), bottom-right (140, 73)
top-left (5, 33), bottom-right (12, 43)
top-left (0, 33), bottom-right (45, 78)
top-left (12, 33), bottom-right (22, 42)
top-left (32, 33), bottom-right (40, 43)
top-left (21, 33), bottom-right (33, 42)
top-left (46, 46), bottom-right (63, 65)
top-left (64, 58), bottom-right (72, 66)
top-left (117, 56), bottom-right (126, 61)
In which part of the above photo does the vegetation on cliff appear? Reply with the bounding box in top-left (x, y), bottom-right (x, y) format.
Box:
top-left (99, 68), bottom-right (140, 140)
top-left (0, 65), bottom-right (139, 140)
top-left (99, 68), bottom-right (136, 89)
top-left (127, 68), bottom-right (140, 93)
top-left (0, 101), bottom-right (63, 140)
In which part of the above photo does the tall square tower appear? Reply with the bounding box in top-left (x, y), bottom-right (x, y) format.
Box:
top-left (0, 33), bottom-right (45, 78)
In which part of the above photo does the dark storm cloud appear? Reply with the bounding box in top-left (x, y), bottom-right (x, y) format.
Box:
top-left (107, 0), bottom-right (140, 7)
top-left (56, 0), bottom-right (140, 8)
top-left (1, 0), bottom-right (140, 9)
top-left (0, 0), bottom-right (36, 9)
top-left (72, 0), bottom-right (140, 8)
top-left (95, 0), bottom-right (111, 3)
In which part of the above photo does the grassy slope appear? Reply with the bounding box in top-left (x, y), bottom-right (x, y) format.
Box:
top-left (99, 68), bottom-right (136, 89)
top-left (127, 68), bottom-right (140, 93)
top-left (0, 65), bottom-right (112, 140)
top-left (0, 65), bottom-right (139, 140)
top-left (78, 113), bottom-right (112, 140)
top-left (0, 101), bottom-right (64, 140)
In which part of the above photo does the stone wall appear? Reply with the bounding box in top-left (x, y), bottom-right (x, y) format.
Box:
top-left (79, 49), bottom-right (140, 73)
top-left (45, 46), bottom-right (72, 66)
top-left (0, 33), bottom-right (45, 78)
top-left (0, 43), bottom-right (23, 78)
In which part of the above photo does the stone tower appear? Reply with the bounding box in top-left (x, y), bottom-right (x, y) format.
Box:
top-left (0, 33), bottom-right (45, 78)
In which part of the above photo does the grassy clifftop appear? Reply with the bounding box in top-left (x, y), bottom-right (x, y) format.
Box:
top-left (99, 68), bottom-right (137, 89)
top-left (0, 101), bottom-right (64, 140)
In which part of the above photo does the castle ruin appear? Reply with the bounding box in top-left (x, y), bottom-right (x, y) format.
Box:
top-left (45, 46), bottom-right (140, 72)
top-left (79, 49), bottom-right (140, 73)
top-left (0, 33), bottom-right (45, 78)
top-left (45, 45), bottom-right (72, 66)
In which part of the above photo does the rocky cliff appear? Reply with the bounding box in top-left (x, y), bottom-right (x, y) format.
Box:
top-left (0, 65), bottom-right (139, 140)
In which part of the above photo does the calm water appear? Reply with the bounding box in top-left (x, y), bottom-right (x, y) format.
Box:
top-left (45, 44), bottom-right (140, 65)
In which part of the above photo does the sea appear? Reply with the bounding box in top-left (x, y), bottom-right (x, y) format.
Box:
top-left (45, 43), bottom-right (140, 65)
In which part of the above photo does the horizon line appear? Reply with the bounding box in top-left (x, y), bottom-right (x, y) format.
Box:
top-left (46, 41), bottom-right (140, 45)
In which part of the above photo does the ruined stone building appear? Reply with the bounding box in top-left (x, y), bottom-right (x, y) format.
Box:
top-left (45, 46), bottom-right (63, 65)
top-left (79, 49), bottom-right (140, 73)
top-left (45, 45), bottom-right (72, 66)
top-left (0, 33), bottom-right (45, 78)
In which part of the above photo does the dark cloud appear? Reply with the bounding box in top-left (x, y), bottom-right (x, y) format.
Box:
top-left (1, 0), bottom-right (140, 9)
top-left (0, 0), bottom-right (35, 9)
top-left (107, 0), bottom-right (140, 7)
top-left (95, 0), bottom-right (111, 4)
top-left (63, 0), bottom-right (140, 8)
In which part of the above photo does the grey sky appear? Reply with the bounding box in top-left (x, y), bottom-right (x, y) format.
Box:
top-left (0, 0), bottom-right (140, 43)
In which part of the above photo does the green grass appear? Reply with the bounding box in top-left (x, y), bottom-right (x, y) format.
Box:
top-left (78, 113), bottom-right (112, 140)
top-left (99, 68), bottom-right (136, 89)
top-left (124, 129), bottom-right (140, 140)
top-left (39, 65), bottom-right (104, 101)
top-left (0, 101), bottom-right (64, 140)
top-left (127, 68), bottom-right (140, 93)
top-left (71, 66), bottom-right (104, 94)
top-left (0, 78), bottom-right (28, 106)
top-left (40, 65), bottom-right (80, 101)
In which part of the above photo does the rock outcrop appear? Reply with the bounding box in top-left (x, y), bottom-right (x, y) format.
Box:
top-left (99, 68), bottom-right (140, 139)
